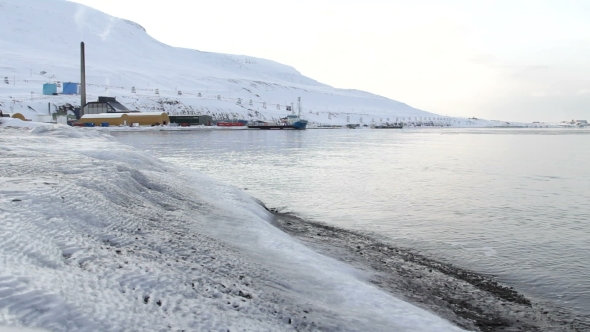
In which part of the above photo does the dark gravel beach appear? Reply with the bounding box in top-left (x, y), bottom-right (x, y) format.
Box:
top-left (269, 210), bottom-right (588, 332)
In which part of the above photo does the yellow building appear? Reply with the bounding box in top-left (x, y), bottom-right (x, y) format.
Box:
top-left (79, 112), bottom-right (170, 126)
top-left (2, 113), bottom-right (27, 121)
top-left (126, 112), bottom-right (170, 126)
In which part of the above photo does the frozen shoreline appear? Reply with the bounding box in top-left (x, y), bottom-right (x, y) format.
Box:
top-left (268, 210), bottom-right (587, 332)
top-left (0, 120), bottom-right (466, 332)
top-left (2, 119), bottom-right (588, 332)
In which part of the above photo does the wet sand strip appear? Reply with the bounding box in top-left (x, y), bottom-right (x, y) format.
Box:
top-left (269, 210), bottom-right (588, 332)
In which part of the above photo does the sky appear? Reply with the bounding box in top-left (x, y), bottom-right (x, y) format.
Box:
top-left (68, 0), bottom-right (590, 122)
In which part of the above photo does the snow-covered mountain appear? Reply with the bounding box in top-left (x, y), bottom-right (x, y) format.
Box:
top-left (0, 0), bottom-right (486, 126)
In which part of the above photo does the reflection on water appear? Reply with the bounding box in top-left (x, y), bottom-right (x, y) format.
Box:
top-left (113, 128), bottom-right (590, 320)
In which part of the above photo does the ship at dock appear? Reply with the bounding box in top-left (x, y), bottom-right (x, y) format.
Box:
top-left (248, 97), bottom-right (308, 130)
top-left (247, 115), bottom-right (308, 130)
top-left (372, 122), bottom-right (403, 129)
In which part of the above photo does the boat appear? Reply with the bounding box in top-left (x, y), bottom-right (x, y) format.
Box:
top-left (247, 115), bottom-right (308, 130)
top-left (372, 123), bottom-right (403, 129)
top-left (558, 120), bottom-right (588, 128)
top-left (312, 124), bottom-right (342, 129)
top-left (248, 97), bottom-right (308, 130)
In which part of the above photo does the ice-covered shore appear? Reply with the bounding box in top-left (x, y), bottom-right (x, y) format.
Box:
top-left (0, 119), bottom-right (465, 331)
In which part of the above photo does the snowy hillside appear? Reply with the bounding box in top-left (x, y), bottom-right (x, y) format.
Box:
top-left (0, 0), bottom-right (500, 127)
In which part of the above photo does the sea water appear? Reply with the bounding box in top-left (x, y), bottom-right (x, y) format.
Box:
top-left (112, 127), bottom-right (590, 323)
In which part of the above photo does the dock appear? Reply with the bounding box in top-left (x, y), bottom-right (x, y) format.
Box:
top-left (248, 125), bottom-right (299, 130)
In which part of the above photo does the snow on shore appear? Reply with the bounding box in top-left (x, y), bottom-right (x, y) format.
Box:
top-left (0, 119), bottom-right (466, 331)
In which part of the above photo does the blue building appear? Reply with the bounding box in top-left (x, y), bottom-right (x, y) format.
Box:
top-left (42, 83), bottom-right (57, 95)
top-left (62, 82), bottom-right (79, 95)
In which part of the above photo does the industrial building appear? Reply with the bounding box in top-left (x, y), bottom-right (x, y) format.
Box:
top-left (169, 115), bottom-right (212, 126)
top-left (79, 113), bottom-right (129, 126)
top-left (62, 82), bottom-right (79, 95)
top-left (84, 96), bottom-right (133, 114)
top-left (67, 94), bottom-right (215, 127)
top-left (126, 112), bottom-right (170, 126)
top-left (1, 113), bottom-right (26, 120)
top-left (42, 83), bottom-right (57, 95)
top-left (79, 112), bottom-right (169, 127)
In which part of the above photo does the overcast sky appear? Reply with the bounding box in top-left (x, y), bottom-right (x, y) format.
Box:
top-left (69, 0), bottom-right (590, 122)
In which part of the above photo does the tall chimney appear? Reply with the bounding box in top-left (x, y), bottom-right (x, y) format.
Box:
top-left (80, 42), bottom-right (86, 117)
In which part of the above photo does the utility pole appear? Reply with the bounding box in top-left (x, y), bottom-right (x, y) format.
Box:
top-left (80, 42), bottom-right (86, 117)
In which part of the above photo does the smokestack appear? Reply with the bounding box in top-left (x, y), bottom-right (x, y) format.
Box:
top-left (80, 42), bottom-right (86, 117)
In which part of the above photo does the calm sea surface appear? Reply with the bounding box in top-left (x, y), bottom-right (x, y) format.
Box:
top-left (113, 128), bottom-right (590, 321)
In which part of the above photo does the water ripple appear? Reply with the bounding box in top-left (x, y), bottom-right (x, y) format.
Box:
top-left (114, 128), bottom-right (590, 321)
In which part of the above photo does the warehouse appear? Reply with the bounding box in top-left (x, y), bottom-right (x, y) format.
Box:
top-left (79, 113), bottom-right (130, 126)
top-left (84, 96), bottom-right (133, 115)
top-left (62, 82), bottom-right (79, 95)
top-left (42, 83), bottom-right (57, 95)
top-left (126, 112), bottom-right (170, 126)
top-left (169, 115), bottom-right (212, 126)
top-left (2, 113), bottom-right (27, 121)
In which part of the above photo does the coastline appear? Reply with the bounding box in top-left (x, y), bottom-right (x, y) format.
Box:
top-left (268, 210), bottom-right (586, 332)
top-left (2, 121), bottom-right (587, 331)
top-left (0, 123), bottom-right (471, 331)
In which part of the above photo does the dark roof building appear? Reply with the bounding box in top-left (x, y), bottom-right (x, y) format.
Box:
top-left (169, 115), bottom-right (212, 126)
top-left (84, 96), bottom-right (135, 115)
